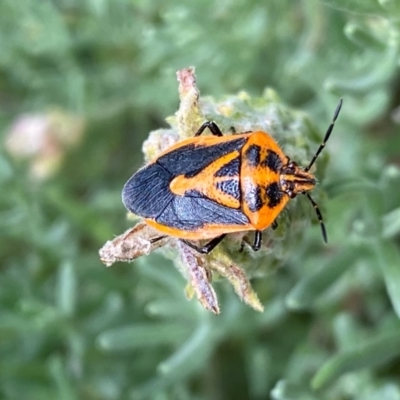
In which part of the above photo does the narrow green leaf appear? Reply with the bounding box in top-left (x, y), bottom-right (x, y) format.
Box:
top-left (344, 21), bottom-right (385, 50)
top-left (158, 322), bottom-right (213, 375)
top-left (56, 261), bottom-right (76, 317)
top-left (382, 207), bottom-right (400, 239)
top-left (271, 379), bottom-right (318, 400)
top-left (374, 241), bottom-right (400, 318)
top-left (44, 188), bottom-right (112, 242)
top-left (286, 248), bottom-right (360, 310)
top-left (312, 329), bottom-right (400, 389)
top-left (246, 345), bottom-right (271, 399)
top-left (324, 177), bottom-right (377, 198)
top-left (0, 153), bottom-right (14, 182)
top-left (97, 323), bottom-right (191, 351)
top-left (48, 355), bottom-right (77, 400)
top-left (319, 0), bottom-right (398, 15)
top-left (131, 323), bottom-right (214, 399)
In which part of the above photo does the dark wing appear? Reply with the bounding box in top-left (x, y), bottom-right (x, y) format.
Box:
top-left (122, 137), bottom-right (249, 229)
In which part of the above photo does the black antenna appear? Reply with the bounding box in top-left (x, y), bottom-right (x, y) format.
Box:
top-left (306, 193), bottom-right (327, 243)
top-left (305, 99), bottom-right (343, 172)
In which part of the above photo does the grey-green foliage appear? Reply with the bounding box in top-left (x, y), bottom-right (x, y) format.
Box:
top-left (1, 0), bottom-right (400, 399)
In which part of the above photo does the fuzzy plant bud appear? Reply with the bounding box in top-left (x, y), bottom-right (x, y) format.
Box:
top-left (100, 67), bottom-right (329, 313)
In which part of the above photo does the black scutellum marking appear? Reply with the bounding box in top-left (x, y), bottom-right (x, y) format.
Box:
top-left (155, 138), bottom-right (247, 178)
top-left (214, 156), bottom-right (240, 178)
top-left (216, 179), bottom-right (240, 202)
top-left (244, 144), bottom-right (261, 167)
top-left (265, 182), bottom-right (284, 208)
top-left (245, 184), bottom-right (263, 212)
top-left (261, 150), bottom-right (282, 172)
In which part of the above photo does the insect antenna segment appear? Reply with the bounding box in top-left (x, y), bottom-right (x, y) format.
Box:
top-left (305, 98), bottom-right (343, 172)
top-left (306, 193), bottom-right (327, 243)
top-left (304, 99), bottom-right (343, 243)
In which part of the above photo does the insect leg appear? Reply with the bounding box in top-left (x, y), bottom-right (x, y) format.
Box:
top-left (251, 230), bottom-right (262, 251)
top-left (239, 230), bottom-right (264, 252)
top-left (272, 220), bottom-right (278, 230)
top-left (194, 121), bottom-right (223, 137)
top-left (150, 236), bottom-right (168, 244)
top-left (181, 234), bottom-right (226, 254)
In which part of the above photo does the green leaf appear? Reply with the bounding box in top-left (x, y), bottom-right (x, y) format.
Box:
top-left (382, 207), bottom-right (400, 239)
top-left (48, 355), bottom-right (77, 400)
top-left (158, 322), bottom-right (213, 376)
top-left (319, 0), bottom-right (400, 16)
top-left (56, 261), bottom-right (76, 317)
top-left (286, 248), bottom-right (361, 310)
top-left (312, 328), bottom-right (400, 389)
top-left (271, 380), bottom-right (318, 400)
top-left (373, 241), bottom-right (400, 318)
top-left (97, 323), bottom-right (192, 351)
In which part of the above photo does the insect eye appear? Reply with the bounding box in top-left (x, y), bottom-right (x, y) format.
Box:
top-left (282, 181), bottom-right (296, 196)
top-left (283, 161), bottom-right (298, 174)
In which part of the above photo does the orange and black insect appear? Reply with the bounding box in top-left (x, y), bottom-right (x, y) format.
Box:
top-left (122, 99), bottom-right (343, 254)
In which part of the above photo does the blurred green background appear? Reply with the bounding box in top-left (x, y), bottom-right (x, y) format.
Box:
top-left (1, 0), bottom-right (400, 399)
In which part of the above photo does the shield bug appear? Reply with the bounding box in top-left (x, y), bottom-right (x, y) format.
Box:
top-left (122, 99), bottom-right (343, 254)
